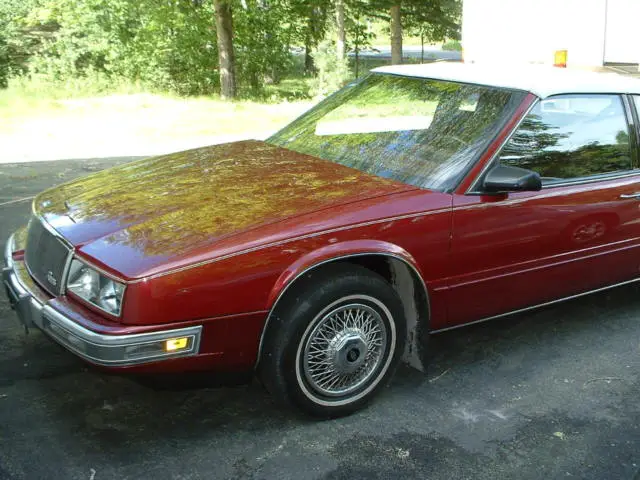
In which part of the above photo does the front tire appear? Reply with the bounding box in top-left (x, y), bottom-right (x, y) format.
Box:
top-left (258, 264), bottom-right (406, 417)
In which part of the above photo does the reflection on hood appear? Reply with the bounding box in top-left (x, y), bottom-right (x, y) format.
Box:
top-left (34, 140), bottom-right (411, 276)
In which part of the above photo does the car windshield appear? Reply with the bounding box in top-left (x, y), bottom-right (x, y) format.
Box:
top-left (268, 73), bottom-right (527, 192)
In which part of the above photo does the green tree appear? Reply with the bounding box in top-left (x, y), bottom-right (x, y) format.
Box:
top-left (389, 3), bottom-right (402, 64)
top-left (289, 0), bottom-right (331, 74)
top-left (234, 0), bottom-right (295, 91)
top-left (0, 0), bottom-right (462, 97)
top-left (335, 0), bottom-right (346, 61)
top-left (23, 0), bottom-right (219, 95)
top-left (214, 0), bottom-right (236, 98)
top-left (366, 0), bottom-right (461, 64)
top-left (0, 0), bottom-right (46, 87)
top-left (404, 0), bottom-right (460, 61)
top-left (343, 0), bottom-right (375, 78)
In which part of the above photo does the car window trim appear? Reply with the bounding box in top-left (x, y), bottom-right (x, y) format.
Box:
top-left (625, 94), bottom-right (640, 168)
top-left (442, 89), bottom-right (530, 194)
top-left (465, 97), bottom-right (539, 194)
top-left (538, 169), bottom-right (640, 189)
top-left (467, 93), bottom-right (639, 195)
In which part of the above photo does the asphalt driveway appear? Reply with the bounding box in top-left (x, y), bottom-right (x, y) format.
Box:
top-left (0, 159), bottom-right (638, 480)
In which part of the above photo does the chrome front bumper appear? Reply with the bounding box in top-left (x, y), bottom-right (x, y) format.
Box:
top-left (3, 234), bottom-right (202, 367)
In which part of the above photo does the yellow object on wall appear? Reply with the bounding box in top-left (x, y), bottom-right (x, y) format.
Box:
top-left (554, 50), bottom-right (568, 68)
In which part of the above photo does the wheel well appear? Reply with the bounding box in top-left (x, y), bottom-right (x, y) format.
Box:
top-left (260, 254), bottom-right (430, 371)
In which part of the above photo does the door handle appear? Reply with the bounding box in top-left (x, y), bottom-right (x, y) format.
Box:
top-left (619, 192), bottom-right (640, 199)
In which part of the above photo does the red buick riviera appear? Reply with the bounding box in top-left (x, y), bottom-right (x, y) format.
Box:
top-left (5, 63), bottom-right (640, 416)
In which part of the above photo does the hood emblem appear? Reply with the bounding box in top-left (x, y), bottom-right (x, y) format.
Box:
top-left (46, 271), bottom-right (57, 286)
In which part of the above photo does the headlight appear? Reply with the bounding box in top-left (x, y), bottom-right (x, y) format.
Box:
top-left (66, 259), bottom-right (125, 316)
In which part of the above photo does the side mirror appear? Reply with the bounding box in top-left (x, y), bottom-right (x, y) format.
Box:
top-left (482, 165), bottom-right (542, 193)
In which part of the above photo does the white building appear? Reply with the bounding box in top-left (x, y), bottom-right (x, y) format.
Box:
top-left (462, 0), bottom-right (639, 69)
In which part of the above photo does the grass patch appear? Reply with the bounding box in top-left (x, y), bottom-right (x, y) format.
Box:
top-left (0, 75), bottom-right (150, 123)
top-left (0, 55), bottom-right (397, 139)
top-left (0, 74), bottom-right (317, 161)
top-left (0, 58), bottom-right (427, 161)
top-left (0, 75), bottom-right (315, 138)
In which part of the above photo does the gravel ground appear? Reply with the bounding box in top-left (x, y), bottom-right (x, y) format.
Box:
top-left (0, 158), bottom-right (638, 480)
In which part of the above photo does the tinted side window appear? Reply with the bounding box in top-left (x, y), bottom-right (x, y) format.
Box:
top-left (498, 94), bottom-right (631, 183)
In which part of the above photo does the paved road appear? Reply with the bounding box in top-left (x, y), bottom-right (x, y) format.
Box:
top-left (353, 46), bottom-right (462, 62)
top-left (0, 159), bottom-right (638, 480)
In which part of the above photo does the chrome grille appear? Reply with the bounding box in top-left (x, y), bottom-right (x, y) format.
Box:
top-left (24, 217), bottom-right (72, 295)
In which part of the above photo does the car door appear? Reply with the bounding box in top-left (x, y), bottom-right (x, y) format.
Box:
top-left (445, 93), bottom-right (640, 328)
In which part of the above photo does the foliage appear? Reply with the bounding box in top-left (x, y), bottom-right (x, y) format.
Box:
top-left (23, 0), bottom-right (219, 95)
top-left (234, 0), bottom-right (295, 90)
top-left (366, 0), bottom-right (461, 44)
top-left (441, 39), bottom-right (462, 51)
top-left (310, 38), bottom-right (351, 97)
top-left (344, 0), bottom-right (376, 53)
top-left (0, 0), bottom-right (42, 87)
top-left (288, 0), bottom-right (332, 73)
top-left (403, 0), bottom-right (461, 45)
top-left (0, 0), bottom-right (462, 97)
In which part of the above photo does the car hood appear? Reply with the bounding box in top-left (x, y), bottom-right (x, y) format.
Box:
top-left (34, 140), bottom-right (413, 279)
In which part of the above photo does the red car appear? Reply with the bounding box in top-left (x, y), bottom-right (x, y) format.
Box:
top-left (4, 63), bottom-right (640, 417)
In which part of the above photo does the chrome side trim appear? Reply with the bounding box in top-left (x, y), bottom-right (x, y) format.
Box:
top-left (538, 170), bottom-right (640, 190)
top-left (254, 252), bottom-right (431, 368)
top-left (446, 238), bottom-right (640, 290)
top-left (430, 276), bottom-right (640, 334)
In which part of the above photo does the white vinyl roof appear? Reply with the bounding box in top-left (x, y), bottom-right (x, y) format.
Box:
top-left (372, 62), bottom-right (640, 99)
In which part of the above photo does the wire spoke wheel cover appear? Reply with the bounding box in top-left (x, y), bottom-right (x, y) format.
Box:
top-left (296, 295), bottom-right (396, 406)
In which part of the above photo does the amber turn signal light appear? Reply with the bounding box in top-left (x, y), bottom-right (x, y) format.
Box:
top-left (165, 337), bottom-right (189, 352)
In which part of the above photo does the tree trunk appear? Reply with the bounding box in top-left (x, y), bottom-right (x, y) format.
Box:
top-left (354, 22), bottom-right (360, 78)
top-left (213, 0), bottom-right (236, 99)
top-left (390, 3), bottom-right (402, 65)
top-left (304, 13), bottom-right (316, 74)
top-left (336, 0), bottom-right (346, 62)
top-left (304, 43), bottom-right (315, 74)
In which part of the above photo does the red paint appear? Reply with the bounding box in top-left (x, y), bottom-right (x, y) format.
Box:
top-left (51, 296), bottom-right (268, 369)
top-left (33, 141), bottom-right (415, 280)
top-left (447, 176), bottom-right (640, 328)
top-left (14, 91), bottom-right (640, 374)
top-left (119, 187), bottom-right (453, 333)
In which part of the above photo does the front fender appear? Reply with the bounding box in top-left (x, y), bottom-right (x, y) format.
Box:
top-left (261, 239), bottom-right (430, 372)
top-left (266, 239), bottom-right (424, 310)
